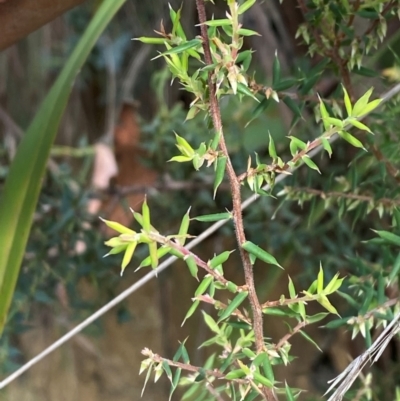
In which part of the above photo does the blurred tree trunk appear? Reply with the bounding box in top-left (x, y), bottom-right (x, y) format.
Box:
top-left (0, 0), bottom-right (86, 51)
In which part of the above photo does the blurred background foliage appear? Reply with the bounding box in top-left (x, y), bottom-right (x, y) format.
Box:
top-left (1, 0), bottom-right (400, 400)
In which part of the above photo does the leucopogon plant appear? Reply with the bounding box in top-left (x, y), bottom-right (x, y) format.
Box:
top-left (102, 0), bottom-right (397, 400)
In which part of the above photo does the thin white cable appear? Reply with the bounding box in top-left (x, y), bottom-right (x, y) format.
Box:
top-left (1, 83), bottom-right (400, 390)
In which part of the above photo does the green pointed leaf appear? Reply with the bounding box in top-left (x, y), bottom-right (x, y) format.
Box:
top-left (302, 155), bottom-right (321, 173)
top-left (218, 291), bottom-right (248, 322)
top-left (225, 369), bottom-right (246, 380)
top-left (359, 98), bottom-right (382, 116)
top-left (317, 295), bottom-right (339, 315)
top-left (342, 85), bottom-right (352, 116)
top-left (323, 317), bottom-right (349, 329)
top-left (169, 368), bottom-right (181, 401)
top-left (238, 28), bottom-right (261, 36)
top-left (237, 83), bottom-right (259, 102)
top-left (169, 155), bottom-right (193, 163)
top-left (213, 156), bottom-right (227, 199)
top-left (288, 276), bottom-right (296, 298)
top-left (185, 255), bottom-right (199, 280)
top-left (139, 246), bottom-right (170, 269)
top-left (324, 274), bottom-right (344, 294)
top-left (141, 360), bottom-right (154, 396)
top-left (209, 250), bottom-right (234, 269)
top-left (284, 97), bottom-right (303, 125)
top-left (318, 96), bottom-right (329, 130)
top-left (324, 117), bottom-right (344, 129)
top-left (261, 353), bottom-right (275, 383)
top-left (248, 98), bottom-right (271, 124)
top-left (317, 265), bottom-right (324, 294)
top-left (134, 37), bottom-right (168, 45)
top-left (321, 138), bottom-right (332, 157)
top-left (157, 38), bottom-right (202, 58)
top-left (288, 136), bottom-right (307, 150)
top-left (202, 18), bottom-right (232, 26)
top-left (253, 371), bottom-right (273, 387)
top-left (352, 87), bottom-right (373, 117)
top-left (242, 241), bottom-right (282, 268)
top-left (162, 360), bottom-right (173, 383)
top-left (372, 230), bottom-right (400, 246)
top-left (202, 311), bottom-right (221, 334)
top-left (273, 53), bottom-right (281, 86)
top-left (268, 133), bottom-right (277, 159)
top-left (178, 208), bottom-right (191, 245)
top-left (262, 307), bottom-right (297, 317)
top-left (274, 79), bottom-right (297, 92)
top-left (299, 330), bottom-right (322, 351)
top-left (121, 242), bottom-right (137, 275)
top-left (195, 275), bottom-right (213, 296)
top-left (192, 212), bottom-right (232, 222)
top-left (306, 312), bottom-right (329, 324)
top-left (182, 300), bottom-right (200, 326)
top-left (175, 133), bottom-right (195, 156)
top-left (238, 0), bottom-right (257, 14)
top-left (347, 119), bottom-right (372, 133)
top-left (338, 131), bottom-right (366, 149)
top-left (285, 382), bottom-right (295, 401)
top-left (169, 4), bottom-right (186, 40)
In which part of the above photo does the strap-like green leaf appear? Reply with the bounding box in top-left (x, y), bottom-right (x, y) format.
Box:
top-left (0, 0), bottom-right (127, 335)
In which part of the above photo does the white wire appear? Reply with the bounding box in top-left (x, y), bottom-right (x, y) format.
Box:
top-left (1, 83), bottom-right (400, 390)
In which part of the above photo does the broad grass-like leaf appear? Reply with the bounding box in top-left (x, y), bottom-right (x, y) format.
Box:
top-left (0, 0), bottom-right (127, 335)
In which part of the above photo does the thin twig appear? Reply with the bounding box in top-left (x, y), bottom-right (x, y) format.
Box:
top-left (275, 320), bottom-right (307, 350)
top-left (141, 348), bottom-right (246, 382)
top-left (285, 186), bottom-right (400, 207)
top-left (148, 232), bottom-right (244, 289)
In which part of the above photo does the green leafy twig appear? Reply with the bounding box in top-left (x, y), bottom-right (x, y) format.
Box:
top-left (281, 186), bottom-right (400, 208)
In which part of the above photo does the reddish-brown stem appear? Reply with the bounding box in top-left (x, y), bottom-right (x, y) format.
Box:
top-left (195, 1), bottom-right (276, 399)
top-left (148, 232), bottom-right (245, 289)
top-left (275, 321), bottom-right (307, 350)
top-left (142, 348), bottom-right (234, 379)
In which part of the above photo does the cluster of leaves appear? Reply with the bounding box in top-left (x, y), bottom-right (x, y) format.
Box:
top-left (103, 1), bottom-right (374, 399)
top-left (103, 197), bottom-right (345, 399)
top-left (10, 0), bottom-right (394, 401)
top-left (100, 0), bottom-right (400, 400)
top-left (296, 0), bottom-right (400, 71)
